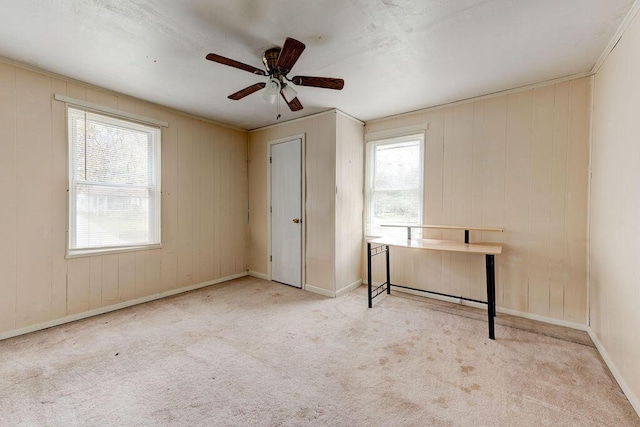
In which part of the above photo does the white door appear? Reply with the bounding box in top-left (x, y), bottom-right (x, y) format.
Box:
top-left (271, 138), bottom-right (302, 288)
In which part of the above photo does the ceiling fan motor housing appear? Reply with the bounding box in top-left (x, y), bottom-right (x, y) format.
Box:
top-left (263, 47), bottom-right (282, 74)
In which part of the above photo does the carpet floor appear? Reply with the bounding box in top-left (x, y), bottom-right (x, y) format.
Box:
top-left (1, 276), bottom-right (638, 426)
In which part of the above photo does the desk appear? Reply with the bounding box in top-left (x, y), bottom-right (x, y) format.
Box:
top-left (367, 234), bottom-right (503, 339)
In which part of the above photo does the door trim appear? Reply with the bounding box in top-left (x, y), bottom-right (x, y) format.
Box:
top-left (267, 134), bottom-right (306, 289)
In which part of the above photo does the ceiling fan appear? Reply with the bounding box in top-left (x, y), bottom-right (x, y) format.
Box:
top-left (206, 37), bottom-right (344, 112)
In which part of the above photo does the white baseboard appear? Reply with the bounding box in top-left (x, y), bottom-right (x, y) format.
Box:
top-left (336, 279), bottom-right (362, 298)
top-left (304, 280), bottom-right (362, 299)
top-left (305, 284), bottom-right (336, 298)
top-left (587, 327), bottom-right (640, 417)
top-left (0, 271), bottom-right (248, 341)
top-left (372, 282), bottom-right (588, 331)
top-left (248, 270), bottom-right (269, 280)
top-left (497, 306), bottom-right (587, 331)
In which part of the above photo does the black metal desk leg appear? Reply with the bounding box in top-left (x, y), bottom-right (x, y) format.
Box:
top-left (385, 245), bottom-right (391, 294)
top-left (367, 242), bottom-right (372, 308)
top-left (485, 254), bottom-right (496, 340)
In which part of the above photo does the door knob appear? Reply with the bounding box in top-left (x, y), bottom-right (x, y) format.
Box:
top-left (292, 218), bottom-right (301, 224)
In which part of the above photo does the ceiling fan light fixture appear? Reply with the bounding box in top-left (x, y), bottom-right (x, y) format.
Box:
top-left (281, 84), bottom-right (298, 103)
top-left (263, 78), bottom-right (281, 104)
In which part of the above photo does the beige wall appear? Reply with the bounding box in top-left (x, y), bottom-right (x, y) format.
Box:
top-left (335, 114), bottom-right (364, 292)
top-left (365, 77), bottom-right (590, 323)
top-left (590, 9), bottom-right (640, 412)
top-left (248, 112), bottom-right (337, 292)
top-left (248, 111), bottom-right (364, 293)
top-left (0, 61), bottom-right (248, 336)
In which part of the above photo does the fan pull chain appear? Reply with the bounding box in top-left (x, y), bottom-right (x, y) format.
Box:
top-left (276, 95), bottom-right (281, 120)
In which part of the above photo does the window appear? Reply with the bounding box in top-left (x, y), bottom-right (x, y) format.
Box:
top-left (67, 106), bottom-right (161, 256)
top-left (365, 133), bottom-right (424, 237)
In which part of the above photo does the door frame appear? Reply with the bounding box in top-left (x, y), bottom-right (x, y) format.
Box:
top-left (267, 133), bottom-right (306, 289)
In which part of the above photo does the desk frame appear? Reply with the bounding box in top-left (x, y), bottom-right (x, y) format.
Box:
top-left (381, 224), bottom-right (503, 242)
top-left (367, 241), bottom-right (497, 340)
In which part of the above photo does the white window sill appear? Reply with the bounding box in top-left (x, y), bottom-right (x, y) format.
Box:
top-left (66, 243), bottom-right (162, 259)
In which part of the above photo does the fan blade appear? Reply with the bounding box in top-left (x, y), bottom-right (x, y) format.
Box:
top-left (291, 76), bottom-right (344, 90)
top-left (228, 82), bottom-right (266, 100)
top-left (276, 38), bottom-right (306, 73)
top-left (281, 92), bottom-right (303, 111)
top-left (206, 53), bottom-right (266, 76)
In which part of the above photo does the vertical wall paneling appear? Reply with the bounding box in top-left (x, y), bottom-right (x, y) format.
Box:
top-left (220, 131), bottom-right (234, 278)
top-left (450, 104), bottom-right (474, 299)
top-left (67, 258), bottom-right (91, 315)
top-left (116, 96), bottom-right (137, 115)
top-left (15, 69), bottom-right (53, 328)
top-left (335, 113), bottom-right (364, 291)
top-left (306, 116), bottom-right (337, 291)
top-left (247, 130), bottom-right (267, 274)
top-left (88, 256), bottom-right (103, 309)
top-left (211, 126), bottom-right (222, 280)
top-left (440, 108), bottom-right (455, 295)
top-left (590, 8), bottom-right (640, 412)
top-left (364, 77), bottom-right (590, 322)
top-left (101, 254), bottom-right (119, 306)
top-left (50, 78), bottom-right (68, 319)
top-left (191, 121), bottom-right (203, 285)
top-left (98, 91), bottom-right (118, 109)
top-left (66, 81), bottom-right (86, 102)
top-left (159, 108), bottom-right (178, 293)
top-left (117, 252), bottom-right (136, 302)
top-left (0, 60), bottom-right (248, 337)
top-left (199, 125), bottom-right (215, 280)
top-left (549, 82), bottom-right (570, 319)
top-left (425, 110), bottom-right (445, 294)
top-left (502, 90), bottom-right (533, 312)
top-left (469, 101), bottom-right (487, 302)
top-left (177, 116), bottom-right (194, 287)
top-left (528, 85), bottom-right (555, 317)
top-left (144, 249), bottom-right (162, 297)
top-left (480, 97), bottom-right (507, 306)
top-left (564, 78), bottom-right (590, 323)
top-left (135, 251), bottom-right (146, 299)
top-left (234, 130), bottom-right (248, 273)
top-left (0, 62), bottom-right (17, 332)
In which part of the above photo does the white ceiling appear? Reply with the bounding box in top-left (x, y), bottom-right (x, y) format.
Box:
top-left (0, 0), bottom-right (634, 130)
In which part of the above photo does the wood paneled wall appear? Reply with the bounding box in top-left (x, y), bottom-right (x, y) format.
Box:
top-left (247, 111), bottom-right (364, 294)
top-left (335, 114), bottom-right (364, 292)
top-left (0, 61), bottom-right (247, 336)
top-left (248, 113), bottom-right (337, 292)
top-left (365, 77), bottom-right (590, 323)
top-left (590, 8), bottom-right (640, 412)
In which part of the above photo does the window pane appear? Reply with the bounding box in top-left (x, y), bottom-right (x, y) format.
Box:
top-left (74, 184), bottom-right (154, 249)
top-left (366, 135), bottom-right (423, 237)
top-left (374, 141), bottom-right (421, 190)
top-left (373, 189), bottom-right (421, 224)
top-left (84, 121), bottom-right (151, 185)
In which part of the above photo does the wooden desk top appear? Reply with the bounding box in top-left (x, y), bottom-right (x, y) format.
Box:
top-left (381, 224), bottom-right (503, 232)
top-left (369, 236), bottom-right (503, 255)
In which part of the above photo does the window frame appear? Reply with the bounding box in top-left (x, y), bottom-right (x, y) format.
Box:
top-left (365, 132), bottom-right (425, 238)
top-left (66, 105), bottom-right (162, 258)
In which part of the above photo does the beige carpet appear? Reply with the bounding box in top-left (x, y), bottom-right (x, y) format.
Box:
top-left (1, 276), bottom-right (638, 426)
